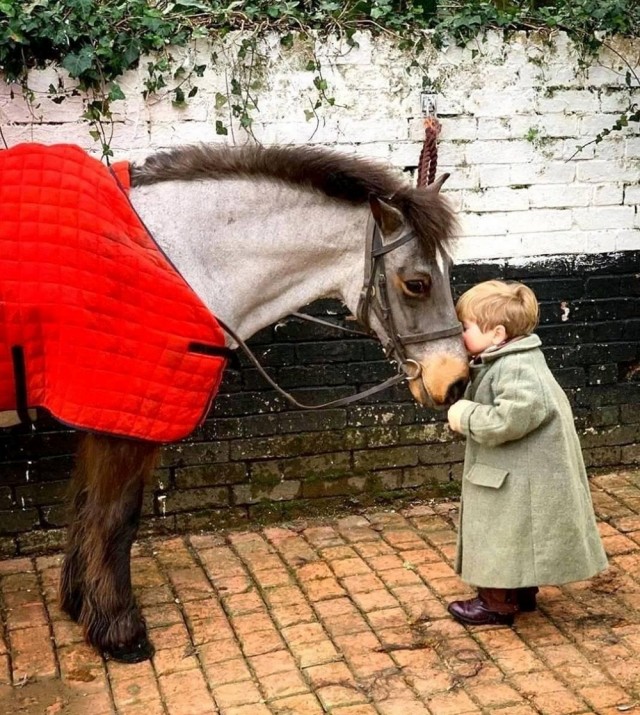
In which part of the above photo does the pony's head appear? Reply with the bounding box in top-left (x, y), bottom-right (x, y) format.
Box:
top-left (362, 176), bottom-right (468, 408)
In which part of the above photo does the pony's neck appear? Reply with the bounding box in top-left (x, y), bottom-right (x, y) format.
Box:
top-left (131, 178), bottom-right (369, 342)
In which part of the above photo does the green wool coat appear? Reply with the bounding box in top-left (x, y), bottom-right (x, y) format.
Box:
top-left (456, 334), bottom-right (608, 589)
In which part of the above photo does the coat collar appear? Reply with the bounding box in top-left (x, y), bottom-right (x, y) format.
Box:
top-left (472, 333), bottom-right (542, 366)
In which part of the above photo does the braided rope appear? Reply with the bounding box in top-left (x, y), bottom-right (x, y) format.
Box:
top-left (416, 116), bottom-right (441, 188)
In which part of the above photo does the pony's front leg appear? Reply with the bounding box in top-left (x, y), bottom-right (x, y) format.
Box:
top-left (62, 433), bottom-right (158, 663)
top-left (59, 473), bottom-right (89, 622)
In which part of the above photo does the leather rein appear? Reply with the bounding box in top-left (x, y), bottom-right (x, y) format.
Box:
top-left (217, 216), bottom-right (462, 410)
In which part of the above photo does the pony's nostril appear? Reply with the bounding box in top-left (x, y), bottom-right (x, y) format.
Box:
top-left (445, 378), bottom-right (468, 405)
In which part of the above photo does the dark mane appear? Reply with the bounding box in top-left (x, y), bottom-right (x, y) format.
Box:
top-left (130, 144), bottom-right (457, 254)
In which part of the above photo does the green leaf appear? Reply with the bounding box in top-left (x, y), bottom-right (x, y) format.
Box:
top-left (108, 84), bottom-right (126, 101)
top-left (215, 120), bottom-right (228, 135)
top-left (173, 86), bottom-right (185, 105)
top-left (304, 109), bottom-right (315, 121)
top-left (215, 92), bottom-right (228, 109)
top-left (61, 46), bottom-right (95, 78)
top-left (74, 0), bottom-right (94, 18)
top-left (188, 85), bottom-right (198, 97)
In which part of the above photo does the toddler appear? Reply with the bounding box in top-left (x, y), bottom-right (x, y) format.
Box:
top-left (446, 280), bottom-right (607, 625)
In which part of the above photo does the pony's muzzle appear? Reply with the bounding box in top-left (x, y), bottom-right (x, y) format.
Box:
top-left (445, 377), bottom-right (468, 404)
top-left (408, 355), bottom-right (469, 408)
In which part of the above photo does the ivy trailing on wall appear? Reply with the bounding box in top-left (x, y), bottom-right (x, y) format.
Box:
top-left (0, 0), bottom-right (638, 156)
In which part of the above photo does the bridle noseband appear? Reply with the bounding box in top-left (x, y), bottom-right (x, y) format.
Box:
top-left (355, 216), bottom-right (462, 380)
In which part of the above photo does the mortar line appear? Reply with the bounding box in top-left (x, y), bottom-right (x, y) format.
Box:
top-left (0, 561), bottom-right (16, 686)
top-left (186, 530), bottom-right (330, 713)
top-left (295, 523), bottom-right (417, 715)
top-left (32, 555), bottom-right (62, 682)
top-left (177, 532), bottom-right (285, 711)
top-left (140, 535), bottom-right (191, 715)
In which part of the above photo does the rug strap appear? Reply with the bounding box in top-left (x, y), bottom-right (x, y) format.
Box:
top-left (11, 346), bottom-right (33, 427)
top-left (188, 342), bottom-right (240, 369)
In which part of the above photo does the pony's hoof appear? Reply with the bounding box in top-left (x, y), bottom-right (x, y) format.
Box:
top-left (103, 637), bottom-right (155, 663)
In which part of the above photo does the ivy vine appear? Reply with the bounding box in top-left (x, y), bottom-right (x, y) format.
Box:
top-left (0, 1), bottom-right (638, 157)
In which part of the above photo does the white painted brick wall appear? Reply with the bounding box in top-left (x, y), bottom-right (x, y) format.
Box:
top-left (0, 29), bottom-right (638, 261)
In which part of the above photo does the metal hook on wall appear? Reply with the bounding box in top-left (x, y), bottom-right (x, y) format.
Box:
top-left (417, 90), bottom-right (441, 188)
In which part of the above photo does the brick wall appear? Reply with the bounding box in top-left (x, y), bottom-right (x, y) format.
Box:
top-left (1, 251), bottom-right (638, 556)
top-left (1, 31), bottom-right (639, 261)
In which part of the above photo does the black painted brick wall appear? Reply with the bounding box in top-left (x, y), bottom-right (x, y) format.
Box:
top-left (0, 251), bottom-right (638, 556)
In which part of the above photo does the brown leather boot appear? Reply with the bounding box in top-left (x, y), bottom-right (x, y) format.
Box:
top-left (516, 587), bottom-right (539, 612)
top-left (448, 588), bottom-right (519, 626)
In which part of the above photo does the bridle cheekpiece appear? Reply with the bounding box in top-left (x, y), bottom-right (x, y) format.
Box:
top-left (355, 215), bottom-right (462, 380)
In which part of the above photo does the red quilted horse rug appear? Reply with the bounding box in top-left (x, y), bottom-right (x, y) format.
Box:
top-left (0, 143), bottom-right (230, 443)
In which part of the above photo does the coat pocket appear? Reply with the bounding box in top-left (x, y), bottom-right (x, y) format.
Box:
top-left (465, 464), bottom-right (509, 489)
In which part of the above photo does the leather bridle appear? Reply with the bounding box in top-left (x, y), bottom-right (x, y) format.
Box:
top-left (217, 212), bottom-right (463, 409)
top-left (355, 216), bottom-right (463, 381)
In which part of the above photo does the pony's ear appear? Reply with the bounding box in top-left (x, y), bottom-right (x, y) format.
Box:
top-left (423, 173), bottom-right (450, 193)
top-left (369, 195), bottom-right (404, 236)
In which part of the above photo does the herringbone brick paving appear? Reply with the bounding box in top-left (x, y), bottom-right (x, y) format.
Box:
top-left (1, 469), bottom-right (640, 714)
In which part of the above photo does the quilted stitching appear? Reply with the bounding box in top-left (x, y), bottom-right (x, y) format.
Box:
top-left (0, 143), bottom-right (227, 443)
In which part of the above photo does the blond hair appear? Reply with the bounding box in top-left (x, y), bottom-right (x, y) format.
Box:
top-left (456, 280), bottom-right (539, 338)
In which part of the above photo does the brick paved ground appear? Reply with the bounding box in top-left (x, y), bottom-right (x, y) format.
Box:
top-left (1, 469), bottom-right (640, 715)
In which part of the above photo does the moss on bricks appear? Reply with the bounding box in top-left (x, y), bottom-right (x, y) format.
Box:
top-left (161, 487), bottom-right (230, 513)
top-left (403, 464), bottom-right (450, 488)
top-left (160, 441), bottom-right (230, 467)
top-left (175, 463), bottom-right (248, 488)
top-left (364, 470), bottom-right (403, 494)
top-left (344, 426), bottom-right (400, 449)
top-left (251, 452), bottom-right (352, 483)
top-left (234, 480), bottom-right (302, 504)
top-left (0, 537), bottom-right (17, 558)
top-left (353, 446), bottom-right (419, 471)
top-left (16, 528), bottom-right (66, 555)
top-left (302, 476), bottom-right (366, 499)
top-left (248, 501), bottom-right (285, 524)
top-left (280, 496), bottom-right (351, 521)
top-left (230, 430), bottom-right (346, 460)
top-left (249, 464), bottom-right (282, 490)
top-left (174, 508), bottom-right (249, 533)
top-left (418, 442), bottom-right (465, 464)
top-left (397, 423), bottom-right (450, 445)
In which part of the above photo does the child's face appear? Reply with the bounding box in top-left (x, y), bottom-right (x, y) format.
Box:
top-left (462, 320), bottom-right (504, 356)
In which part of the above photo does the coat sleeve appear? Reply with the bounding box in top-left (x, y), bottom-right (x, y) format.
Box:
top-left (459, 355), bottom-right (550, 447)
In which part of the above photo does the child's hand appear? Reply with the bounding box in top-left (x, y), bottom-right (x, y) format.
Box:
top-left (448, 400), bottom-right (473, 433)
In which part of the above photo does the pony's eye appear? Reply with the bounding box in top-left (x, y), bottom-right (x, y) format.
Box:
top-left (403, 279), bottom-right (430, 297)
